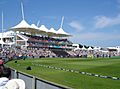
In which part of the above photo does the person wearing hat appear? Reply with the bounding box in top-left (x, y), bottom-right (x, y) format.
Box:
top-left (0, 67), bottom-right (25, 89)
top-left (0, 67), bottom-right (11, 89)
top-left (4, 79), bottom-right (25, 89)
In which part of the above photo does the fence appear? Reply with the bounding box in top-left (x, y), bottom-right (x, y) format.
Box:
top-left (10, 68), bottom-right (71, 89)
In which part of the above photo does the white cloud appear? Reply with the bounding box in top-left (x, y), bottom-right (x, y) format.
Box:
top-left (69, 21), bottom-right (85, 31)
top-left (70, 32), bottom-right (120, 44)
top-left (94, 14), bottom-right (120, 29)
top-left (79, 32), bottom-right (120, 40)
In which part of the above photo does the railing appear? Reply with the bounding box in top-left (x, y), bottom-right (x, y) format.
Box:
top-left (10, 68), bottom-right (71, 89)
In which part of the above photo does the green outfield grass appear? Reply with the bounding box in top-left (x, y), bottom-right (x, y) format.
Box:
top-left (6, 58), bottom-right (120, 89)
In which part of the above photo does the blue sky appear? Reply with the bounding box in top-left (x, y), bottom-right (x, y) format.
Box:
top-left (0, 0), bottom-right (120, 47)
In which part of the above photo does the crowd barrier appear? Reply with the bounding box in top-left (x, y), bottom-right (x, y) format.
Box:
top-left (10, 68), bottom-right (71, 89)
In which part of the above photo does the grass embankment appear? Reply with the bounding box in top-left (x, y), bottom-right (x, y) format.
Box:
top-left (6, 58), bottom-right (120, 89)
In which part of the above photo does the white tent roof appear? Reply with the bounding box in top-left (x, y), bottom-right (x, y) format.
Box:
top-left (39, 25), bottom-right (49, 32)
top-left (47, 28), bottom-right (58, 36)
top-left (57, 28), bottom-right (69, 35)
top-left (10, 20), bottom-right (40, 34)
top-left (48, 28), bottom-right (57, 34)
top-left (11, 20), bottom-right (31, 29)
top-left (30, 24), bottom-right (39, 29)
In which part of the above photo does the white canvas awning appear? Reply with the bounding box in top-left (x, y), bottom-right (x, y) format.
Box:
top-left (39, 25), bottom-right (49, 32)
top-left (30, 24), bottom-right (43, 34)
top-left (48, 28), bottom-right (57, 33)
top-left (30, 24), bottom-right (39, 29)
top-left (57, 28), bottom-right (71, 37)
top-left (38, 25), bottom-right (49, 35)
top-left (48, 28), bottom-right (57, 36)
top-left (10, 20), bottom-right (39, 34)
top-left (11, 20), bottom-right (31, 29)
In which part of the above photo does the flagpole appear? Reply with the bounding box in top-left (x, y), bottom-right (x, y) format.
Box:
top-left (21, 2), bottom-right (25, 20)
top-left (37, 20), bottom-right (40, 27)
top-left (60, 16), bottom-right (64, 28)
top-left (1, 12), bottom-right (3, 48)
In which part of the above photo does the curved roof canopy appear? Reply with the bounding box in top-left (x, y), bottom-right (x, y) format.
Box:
top-left (39, 25), bottom-right (49, 32)
top-left (38, 25), bottom-right (49, 35)
top-left (48, 28), bottom-right (57, 33)
top-left (57, 28), bottom-right (71, 37)
top-left (10, 20), bottom-right (71, 37)
top-left (47, 28), bottom-right (56, 36)
top-left (10, 3), bottom-right (71, 37)
top-left (10, 20), bottom-right (38, 34)
top-left (30, 24), bottom-right (42, 34)
top-left (11, 20), bottom-right (31, 29)
top-left (31, 24), bottom-right (39, 29)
